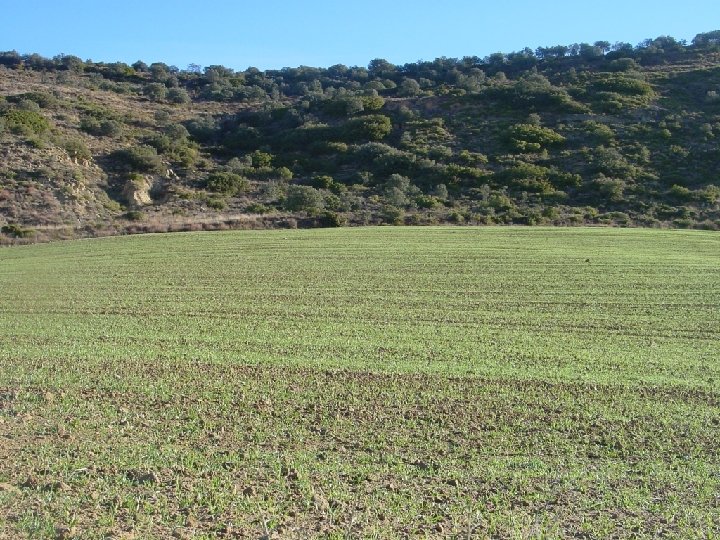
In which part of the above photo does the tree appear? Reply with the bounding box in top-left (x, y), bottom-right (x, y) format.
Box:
top-left (132, 60), bottom-right (149, 72)
top-left (368, 58), bottom-right (396, 78)
top-left (536, 45), bottom-right (569, 59)
top-left (54, 54), bottom-right (84, 72)
top-left (579, 43), bottom-right (604, 59)
top-left (594, 41), bottom-right (612, 54)
top-left (150, 63), bottom-right (169, 81)
top-left (398, 78), bottom-right (422, 97)
top-left (692, 30), bottom-right (720, 48)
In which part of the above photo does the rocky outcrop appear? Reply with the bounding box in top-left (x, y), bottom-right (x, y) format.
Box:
top-left (122, 176), bottom-right (154, 207)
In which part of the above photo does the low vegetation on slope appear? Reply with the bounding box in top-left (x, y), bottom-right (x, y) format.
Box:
top-left (0, 228), bottom-right (718, 537)
top-left (1, 32), bottom-right (720, 241)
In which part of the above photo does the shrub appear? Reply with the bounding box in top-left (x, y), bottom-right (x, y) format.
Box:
top-left (17, 99), bottom-right (41, 112)
top-left (80, 116), bottom-right (123, 137)
top-left (205, 172), bottom-right (249, 195)
top-left (206, 197), bottom-right (227, 210)
top-left (123, 210), bottom-right (144, 221)
top-left (284, 185), bottom-right (325, 213)
top-left (669, 184), bottom-right (693, 201)
top-left (415, 195), bottom-right (441, 208)
top-left (380, 205), bottom-right (404, 224)
top-left (61, 138), bottom-right (92, 161)
top-left (508, 123), bottom-right (565, 152)
top-left (7, 91), bottom-right (58, 109)
top-left (592, 176), bottom-right (626, 202)
top-left (1, 223), bottom-right (34, 238)
top-left (593, 74), bottom-right (653, 97)
top-left (114, 146), bottom-right (164, 173)
top-left (144, 83), bottom-right (167, 101)
top-left (310, 175), bottom-right (334, 189)
top-left (345, 114), bottom-right (392, 142)
top-left (250, 150), bottom-right (273, 168)
top-left (319, 211), bottom-right (346, 227)
top-left (582, 121), bottom-right (615, 144)
top-left (246, 202), bottom-right (270, 214)
top-left (3, 109), bottom-right (51, 135)
top-left (167, 88), bottom-right (191, 104)
top-left (698, 185), bottom-right (720, 204)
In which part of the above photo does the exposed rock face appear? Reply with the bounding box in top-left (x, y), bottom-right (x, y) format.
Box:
top-left (122, 177), bottom-right (153, 207)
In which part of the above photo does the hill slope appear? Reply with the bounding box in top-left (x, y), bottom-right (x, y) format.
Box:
top-left (1, 32), bottom-right (720, 242)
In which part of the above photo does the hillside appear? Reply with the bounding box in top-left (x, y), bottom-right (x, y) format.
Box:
top-left (1, 32), bottom-right (720, 242)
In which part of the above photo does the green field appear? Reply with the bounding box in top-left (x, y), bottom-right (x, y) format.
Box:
top-left (0, 227), bottom-right (718, 539)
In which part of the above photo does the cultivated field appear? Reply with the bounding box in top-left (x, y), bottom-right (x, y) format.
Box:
top-left (0, 227), bottom-right (718, 539)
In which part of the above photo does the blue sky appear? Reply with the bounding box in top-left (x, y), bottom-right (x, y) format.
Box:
top-left (2, 0), bottom-right (719, 70)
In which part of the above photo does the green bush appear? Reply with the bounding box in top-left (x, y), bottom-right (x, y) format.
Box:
top-left (167, 88), bottom-right (191, 104)
top-left (206, 197), bottom-right (227, 210)
top-left (593, 74), bottom-right (653, 97)
top-left (61, 138), bottom-right (92, 161)
top-left (1, 223), bottom-right (34, 238)
top-left (698, 185), bottom-right (720, 204)
top-left (669, 184), bottom-right (693, 201)
top-left (310, 175), bottom-right (334, 189)
top-left (508, 124), bottom-right (565, 152)
top-left (380, 205), bottom-right (404, 224)
top-left (246, 202), bottom-right (271, 214)
top-left (81, 117), bottom-right (123, 137)
top-left (345, 115), bottom-right (392, 142)
top-left (114, 146), bottom-right (164, 173)
top-left (8, 91), bottom-right (58, 109)
top-left (123, 210), bottom-right (145, 221)
top-left (3, 109), bottom-right (51, 135)
top-left (205, 172), bottom-right (250, 195)
top-left (250, 150), bottom-right (273, 168)
top-left (144, 83), bottom-right (167, 101)
top-left (319, 211), bottom-right (346, 227)
top-left (284, 185), bottom-right (325, 213)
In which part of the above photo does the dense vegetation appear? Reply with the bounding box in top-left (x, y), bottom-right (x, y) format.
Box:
top-left (2, 31), bottom-right (720, 241)
top-left (0, 227), bottom-right (718, 538)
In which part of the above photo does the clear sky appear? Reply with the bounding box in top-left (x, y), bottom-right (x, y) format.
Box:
top-left (2, 0), bottom-right (719, 71)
